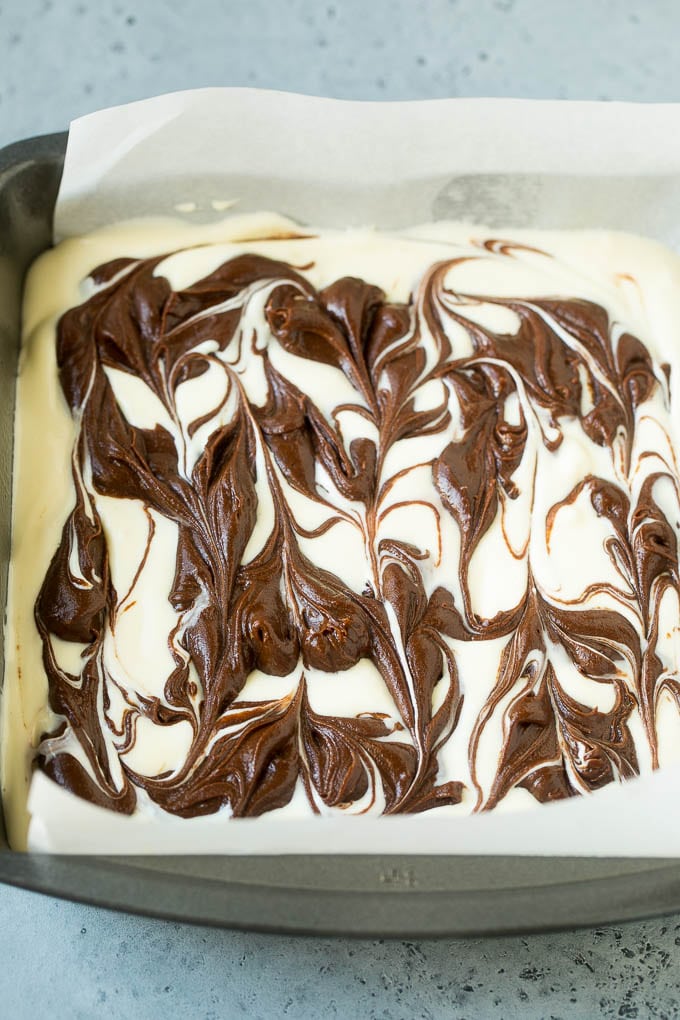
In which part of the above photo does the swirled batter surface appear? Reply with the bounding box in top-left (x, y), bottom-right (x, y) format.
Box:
top-left (6, 216), bottom-right (680, 847)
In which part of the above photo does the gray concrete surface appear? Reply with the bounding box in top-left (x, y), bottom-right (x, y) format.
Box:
top-left (2, 0), bottom-right (680, 1017)
top-left (2, 0), bottom-right (680, 147)
top-left (3, 882), bottom-right (680, 1019)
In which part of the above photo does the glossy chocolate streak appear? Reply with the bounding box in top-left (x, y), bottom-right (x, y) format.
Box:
top-left (35, 245), bottom-right (679, 818)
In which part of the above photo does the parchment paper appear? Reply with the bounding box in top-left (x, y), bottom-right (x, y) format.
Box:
top-left (28, 88), bottom-right (680, 854)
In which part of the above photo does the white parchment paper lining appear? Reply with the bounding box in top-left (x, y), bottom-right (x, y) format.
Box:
top-left (29, 88), bottom-right (680, 853)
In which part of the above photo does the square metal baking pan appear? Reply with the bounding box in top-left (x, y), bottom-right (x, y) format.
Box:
top-left (2, 132), bottom-right (680, 938)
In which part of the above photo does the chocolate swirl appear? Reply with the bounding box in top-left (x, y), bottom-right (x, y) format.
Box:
top-left (34, 238), bottom-right (679, 819)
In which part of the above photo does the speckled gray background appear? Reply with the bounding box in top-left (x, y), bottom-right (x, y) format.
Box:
top-left (2, 0), bottom-right (680, 1017)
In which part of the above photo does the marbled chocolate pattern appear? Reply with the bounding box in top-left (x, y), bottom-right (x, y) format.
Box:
top-left (34, 238), bottom-right (680, 819)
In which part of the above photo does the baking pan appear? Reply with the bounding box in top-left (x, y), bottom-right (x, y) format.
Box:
top-left (2, 132), bottom-right (680, 937)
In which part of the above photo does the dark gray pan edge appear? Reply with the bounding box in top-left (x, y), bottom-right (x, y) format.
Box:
top-left (1, 133), bottom-right (680, 937)
top-left (3, 853), bottom-right (680, 939)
